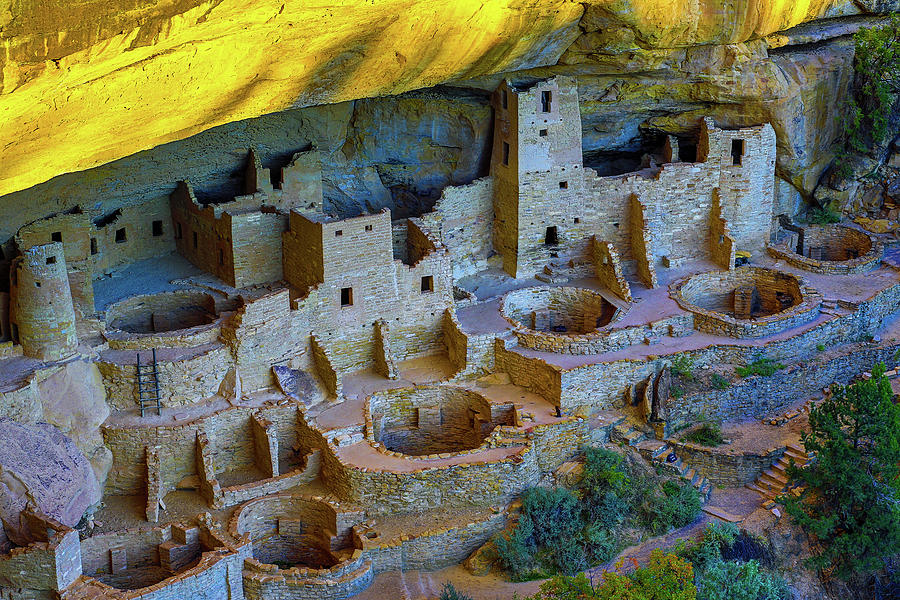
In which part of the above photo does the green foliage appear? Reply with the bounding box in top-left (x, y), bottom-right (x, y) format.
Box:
top-left (439, 583), bottom-right (474, 600)
top-left (495, 487), bottom-right (586, 579)
top-left (641, 480), bottom-right (703, 536)
top-left (735, 358), bottom-right (784, 378)
top-left (806, 205), bottom-right (842, 225)
top-left (782, 362), bottom-right (900, 579)
top-left (695, 559), bottom-right (788, 600)
top-left (683, 423), bottom-right (725, 447)
top-left (495, 447), bottom-right (702, 580)
top-left (678, 523), bottom-right (787, 600)
top-left (710, 373), bottom-right (730, 390)
top-left (671, 355), bottom-right (696, 381)
top-left (528, 550), bottom-right (697, 600)
top-left (837, 16), bottom-right (900, 173)
top-left (816, 343), bottom-right (825, 352)
top-left (672, 385), bottom-right (685, 399)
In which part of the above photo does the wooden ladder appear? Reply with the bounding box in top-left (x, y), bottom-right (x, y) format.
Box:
top-left (136, 349), bottom-right (162, 417)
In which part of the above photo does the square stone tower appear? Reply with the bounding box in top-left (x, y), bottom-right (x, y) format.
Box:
top-left (491, 76), bottom-right (588, 278)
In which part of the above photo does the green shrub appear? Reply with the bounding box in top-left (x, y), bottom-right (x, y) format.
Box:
top-left (696, 559), bottom-right (788, 600)
top-left (528, 550), bottom-right (697, 600)
top-left (710, 373), bottom-right (730, 390)
top-left (806, 205), bottom-right (841, 225)
top-left (671, 355), bottom-right (695, 381)
top-left (672, 385), bottom-right (685, 399)
top-left (440, 583), bottom-right (474, 600)
top-left (735, 358), bottom-right (784, 378)
top-left (683, 423), bottom-right (725, 447)
top-left (816, 343), bottom-right (825, 352)
top-left (495, 487), bottom-right (586, 578)
top-left (642, 480), bottom-right (702, 535)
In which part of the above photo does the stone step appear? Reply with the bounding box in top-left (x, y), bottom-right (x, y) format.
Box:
top-left (683, 468), bottom-right (699, 485)
top-left (785, 443), bottom-right (808, 456)
top-left (745, 482), bottom-right (771, 497)
top-left (535, 272), bottom-right (569, 284)
top-left (759, 473), bottom-right (787, 490)
top-left (636, 439), bottom-right (670, 459)
top-left (702, 505), bottom-right (743, 522)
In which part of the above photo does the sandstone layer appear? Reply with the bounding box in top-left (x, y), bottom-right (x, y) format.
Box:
top-left (1, 0), bottom-right (898, 199)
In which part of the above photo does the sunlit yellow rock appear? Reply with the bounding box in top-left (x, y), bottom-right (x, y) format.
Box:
top-left (0, 0), bottom-right (885, 197)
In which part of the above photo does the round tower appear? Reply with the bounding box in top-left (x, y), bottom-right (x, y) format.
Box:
top-left (10, 242), bottom-right (78, 360)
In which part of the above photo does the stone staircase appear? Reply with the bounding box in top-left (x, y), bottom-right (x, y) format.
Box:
top-left (745, 443), bottom-right (810, 501)
top-left (612, 422), bottom-right (714, 502)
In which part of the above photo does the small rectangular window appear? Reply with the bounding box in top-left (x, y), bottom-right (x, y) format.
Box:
top-left (115, 228), bottom-right (127, 243)
top-left (731, 139), bottom-right (744, 166)
top-left (539, 129), bottom-right (548, 137)
top-left (46, 256), bottom-right (56, 265)
top-left (559, 181), bottom-right (568, 189)
top-left (340, 287), bottom-right (353, 307)
top-left (365, 224), bottom-right (373, 232)
top-left (192, 231), bottom-right (198, 249)
top-left (502, 142), bottom-right (510, 166)
top-left (218, 248), bottom-right (225, 265)
top-left (90, 238), bottom-right (98, 255)
top-left (335, 230), bottom-right (343, 237)
top-left (541, 90), bottom-right (552, 112)
top-left (421, 275), bottom-right (434, 293)
top-left (51, 231), bottom-right (62, 243)
top-left (34, 281), bottom-right (41, 288)
top-left (574, 218), bottom-right (580, 224)
top-left (152, 220), bottom-right (163, 237)
top-left (501, 89), bottom-right (508, 109)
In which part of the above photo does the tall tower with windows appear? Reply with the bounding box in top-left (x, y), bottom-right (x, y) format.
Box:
top-left (9, 242), bottom-right (78, 360)
top-left (490, 76), bottom-right (587, 278)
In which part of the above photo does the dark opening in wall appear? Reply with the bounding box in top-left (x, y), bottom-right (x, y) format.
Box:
top-left (421, 275), bottom-right (433, 293)
top-left (545, 226), bottom-right (558, 246)
top-left (192, 231), bottom-right (198, 249)
top-left (152, 220), bottom-right (163, 236)
top-left (559, 181), bottom-right (568, 189)
top-left (340, 287), bottom-right (353, 307)
top-left (539, 129), bottom-right (548, 137)
top-left (90, 238), bottom-right (98, 255)
top-left (365, 224), bottom-right (373, 232)
top-left (46, 256), bottom-right (56, 265)
top-left (51, 231), bottom-right (62, 243)
top-left (218, 248), bottom-right (225, 265)
top-left (731, 139), bottom-right (744, 166)
top-left (335, 230), bottom-right (343, 237)
top-left (11, 323), bottom-right (18, 343)
top-left (115, 228), bottom-right (127, 243)
top-left (502, 142), bottom-right (510, 166)
top-left (175, 222), bottom-right (182, 240)
top-left (34, 281), bottom-right (41, 288)
top-left (501, 89), bottom-right (508, 109)
top-left (93, 209), bottom-right (122, 228)
top-left (541, 90), bottom-right (552, 112)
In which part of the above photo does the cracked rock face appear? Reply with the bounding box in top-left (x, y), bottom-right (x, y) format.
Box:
top-left (0, 419), bottom-right (101, 548)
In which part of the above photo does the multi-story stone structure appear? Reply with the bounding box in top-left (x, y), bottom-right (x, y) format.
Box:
top-left (0, 76), bottom-right (897, 600)
top-left (491, 76), bottom-right (776, 279)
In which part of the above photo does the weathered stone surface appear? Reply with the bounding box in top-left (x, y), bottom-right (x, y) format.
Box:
top-left (0, 419), bottom-right (101, 546)
top-left (37, 361), bottom-right (113, 488)
top-left (1, 0), bottom-right (898, 201)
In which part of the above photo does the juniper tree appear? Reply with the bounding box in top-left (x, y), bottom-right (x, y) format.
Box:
top-left (783, 362), bottom-right (900, 578)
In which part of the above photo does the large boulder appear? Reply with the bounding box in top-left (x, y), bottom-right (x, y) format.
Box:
top-left (0, 419), bottom-right (101, 547)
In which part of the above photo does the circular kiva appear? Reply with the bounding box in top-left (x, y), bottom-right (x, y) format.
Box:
top-left (670, 267), bottom-right (822, 338)
top-left (105, 290), bottom-right (217, 334)
top-left (366, 385), bottom-right (515, 457)
top-left (767, 224), bottom-right (882, 275)
top-left (500, 286), bottom-right (623, 335)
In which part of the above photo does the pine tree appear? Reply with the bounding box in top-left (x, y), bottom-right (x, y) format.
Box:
top-left (783, 362), bottom-right (900, 578)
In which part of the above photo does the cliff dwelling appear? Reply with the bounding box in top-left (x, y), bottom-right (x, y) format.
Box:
top-left (2, 3), bottom-right (900, 600)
